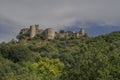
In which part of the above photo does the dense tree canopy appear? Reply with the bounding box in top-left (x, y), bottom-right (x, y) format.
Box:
top-left (0, 31), bottom-right (120, 80)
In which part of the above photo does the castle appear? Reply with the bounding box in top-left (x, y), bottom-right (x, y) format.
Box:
top-left (17, 24), bottom-right (85, 40)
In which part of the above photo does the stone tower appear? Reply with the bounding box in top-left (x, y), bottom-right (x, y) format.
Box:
top-left (30, 25), bottom-right (36, 38)
top-left (44, 28), bottom-right (55, 40)
top-left (80, 28), bottom-right (85, 36)
top-left (75, 32), bottom-right (80, 38)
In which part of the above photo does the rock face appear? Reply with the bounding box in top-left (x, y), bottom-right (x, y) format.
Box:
top-left (18, 24), bottom-right (86, 40)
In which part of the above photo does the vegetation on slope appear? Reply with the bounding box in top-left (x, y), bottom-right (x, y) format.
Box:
top-left (0, 31), bottom-right (120, 80)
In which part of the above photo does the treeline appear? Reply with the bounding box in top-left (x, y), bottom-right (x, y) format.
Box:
top-left (0, 31), bottom-right (120, 80)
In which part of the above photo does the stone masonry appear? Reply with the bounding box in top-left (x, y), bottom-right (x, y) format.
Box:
top-left (18, 24), bottom-right (85, 40)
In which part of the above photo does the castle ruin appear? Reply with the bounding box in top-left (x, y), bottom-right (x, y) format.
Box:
top-left (17, 24), bottom-right (85, 40)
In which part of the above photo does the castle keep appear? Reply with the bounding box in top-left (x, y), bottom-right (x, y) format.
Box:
top-left (18, 25), bottom-right (85, 40)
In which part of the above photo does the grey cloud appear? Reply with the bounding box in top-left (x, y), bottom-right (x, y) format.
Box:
top-left (0, 0), bottom-right (120, 27)
top-left (0, 0), bottom-right (120, 42)
top-left (0, 16), bottom-right (23, 42)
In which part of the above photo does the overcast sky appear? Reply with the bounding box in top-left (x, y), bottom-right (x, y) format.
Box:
top-left (0, 0), bottom-right (120, 42)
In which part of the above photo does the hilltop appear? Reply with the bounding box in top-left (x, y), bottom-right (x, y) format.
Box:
top-left (0, 30), bottom-right (120, 80)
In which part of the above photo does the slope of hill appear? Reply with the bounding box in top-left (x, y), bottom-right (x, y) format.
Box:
top-left (0, 31), bottom-right (120, 80)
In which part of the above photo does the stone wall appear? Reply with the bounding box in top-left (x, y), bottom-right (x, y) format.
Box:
top-left (30, 25), bottom-right (36, 38)
top-left (44, 28), bottom-right (55, 40)
top-left (18, 25), bottom-right (85, 40)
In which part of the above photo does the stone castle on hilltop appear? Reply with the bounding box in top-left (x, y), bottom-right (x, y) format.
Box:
top-left (17, 24), bottom-right (86, 40)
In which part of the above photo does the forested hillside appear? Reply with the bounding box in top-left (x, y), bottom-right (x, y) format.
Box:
top-left (0, 31), bottom-right (120, 80)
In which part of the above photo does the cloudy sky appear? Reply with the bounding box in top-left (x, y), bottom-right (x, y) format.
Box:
top-left (0, 0), bottom-right (120, 42)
